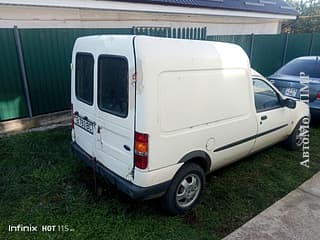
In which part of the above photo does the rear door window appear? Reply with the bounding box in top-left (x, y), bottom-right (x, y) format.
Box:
top-left (98, 55), bottom-right (128, 118)
top-left (75, 53), bottom-right (94, 105)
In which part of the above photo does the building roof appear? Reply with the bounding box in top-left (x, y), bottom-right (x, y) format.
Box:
top-left (113, 0), bottom-right (298, 16)
top-left (0, 0), bottom-right (298, 19)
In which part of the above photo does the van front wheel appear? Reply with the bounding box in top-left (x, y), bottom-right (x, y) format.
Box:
top-left (283, 117), bottom-right (308, 150)
top-left (162, 163), bottom-right (205, 215)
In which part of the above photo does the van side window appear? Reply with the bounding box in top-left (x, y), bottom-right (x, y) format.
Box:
top-left (98, 55), bottom-right (128, 118)
top-left (75, 53), bottom-right (94, 105)
top-left (253, 79), bottom-right (281, 112)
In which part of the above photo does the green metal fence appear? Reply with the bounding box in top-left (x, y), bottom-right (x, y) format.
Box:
top-left (207, 33), bottom-right (320, 77)
top-left (0, 28), bottom-right (28, 121)
top-left (19, 28), bottom-right (131, 116)
top-left (207, 34), bottom-right (253, 57)
top-left (285, 33), bottom-right (313, 63)
top-left (0, 27), bottom-right (319, 121)
top-left (310, 33), bottom-right (320, 56)
top-left (251, 34), bottom-right (287, 77)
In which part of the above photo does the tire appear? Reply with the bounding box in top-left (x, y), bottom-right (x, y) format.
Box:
top-left (283, 117), bottom-right (308, 150)
top-left (162, 163), bottom-right (205, 215)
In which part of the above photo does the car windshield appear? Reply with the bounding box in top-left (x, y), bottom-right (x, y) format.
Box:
top-left (277, 59), bottom-right (319, 78)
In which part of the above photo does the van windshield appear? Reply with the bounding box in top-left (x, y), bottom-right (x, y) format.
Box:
top-left (98, 55), bottom-right (128, 118)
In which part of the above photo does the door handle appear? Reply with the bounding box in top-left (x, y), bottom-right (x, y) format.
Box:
top-left (97, 126), bottom-right (102, 143)
top-left (261, 115), bottom-right (268, 121)
top-left (123, 145), bottom-right (131, 151)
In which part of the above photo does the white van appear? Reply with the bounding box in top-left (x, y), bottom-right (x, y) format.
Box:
top-left (71, 35), bottom-right (309, 214)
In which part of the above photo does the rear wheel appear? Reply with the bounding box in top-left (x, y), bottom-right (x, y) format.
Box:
top-left (162, 163), bottom-right (205, 215)
top-left (283, 118), bottom-right (308, 150)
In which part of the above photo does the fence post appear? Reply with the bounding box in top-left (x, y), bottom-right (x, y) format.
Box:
top-left (308, 32), bottom-right (314, 56)
top-left (173, 28), bottom-right (176, 38)
top-left (249, 33), bottom-right (255, 61)
top-left (167, 27), bottom-right (171, 38)
top-left (203, 27), bottom-right (207, 40)
top-left (13, 25), bottom-right (33, 118)
top-left (282, 32), bottom-right (289, 65)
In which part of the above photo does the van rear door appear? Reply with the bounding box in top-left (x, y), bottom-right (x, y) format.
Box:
top-left (95, 36), bottom-right (136, 181)
top-left (72, 52), bottom-right (96, 157)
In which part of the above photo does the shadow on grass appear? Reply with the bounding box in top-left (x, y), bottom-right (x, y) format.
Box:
top-left (75, 163), bottom-right (166, 216)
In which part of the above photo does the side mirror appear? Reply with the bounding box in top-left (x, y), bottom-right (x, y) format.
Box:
top-left (283, 98), bottom-right (296, 109)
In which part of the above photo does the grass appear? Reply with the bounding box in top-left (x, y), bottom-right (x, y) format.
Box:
top-left (0, 125), bottom-right (319, 240)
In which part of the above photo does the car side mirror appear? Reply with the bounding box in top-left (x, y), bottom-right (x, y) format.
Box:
top-left (282, 98), bottom-right (296, 109)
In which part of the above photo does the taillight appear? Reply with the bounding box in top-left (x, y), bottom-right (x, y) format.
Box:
top-left (134, 131), bottom-right (148, 169)
top-left (71, 104), bottom-right (74, 129)
top-left (316, 92), bottom-right (320, 100)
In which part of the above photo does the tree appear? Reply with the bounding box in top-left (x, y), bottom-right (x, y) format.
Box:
top-left (282, 0), bottom-right (320, 33)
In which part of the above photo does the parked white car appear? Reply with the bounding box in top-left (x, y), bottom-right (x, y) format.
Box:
top-left (71, 35), bottom-right (309, 214)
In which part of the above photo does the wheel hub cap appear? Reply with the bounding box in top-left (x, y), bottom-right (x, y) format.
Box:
top-left (175, 173), bottom-right (201, 208)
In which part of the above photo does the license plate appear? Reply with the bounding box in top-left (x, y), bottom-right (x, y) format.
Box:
top-left (284, 87), bottom-right (298, 97)
top-left (74, 115), bottom-right (94, 134)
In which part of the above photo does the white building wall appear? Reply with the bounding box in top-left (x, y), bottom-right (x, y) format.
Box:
top-left (0, 5), bottom-right (281, 35)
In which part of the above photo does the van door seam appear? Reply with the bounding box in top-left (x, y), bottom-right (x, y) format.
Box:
top-left (214, 124), bottom-right (288, 152)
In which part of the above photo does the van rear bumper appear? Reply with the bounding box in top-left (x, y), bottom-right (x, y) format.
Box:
top-left (71, 142), bottom-right (170, 200)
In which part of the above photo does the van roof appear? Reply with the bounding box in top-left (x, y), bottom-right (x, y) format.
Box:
top-left (251, 69), bottom-right (263, 78)
top-left (75, 34), bottom-right (241, 49)
top-left (74, 35), bottom-right (250, 71)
